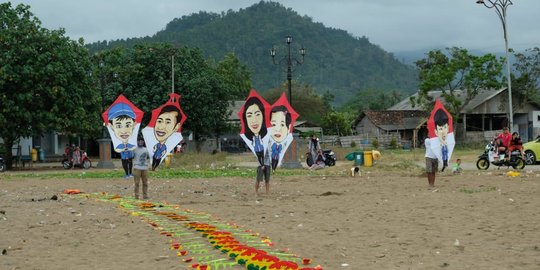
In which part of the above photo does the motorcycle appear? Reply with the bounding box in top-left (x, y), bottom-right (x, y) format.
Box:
top-left (306, 149), bottom-right (337, 167)
top-left (0, 156), bottom-right (5, 172)
top-left (62, 150), bottom-right (92, 169)
top-left (476, 141), bottom-right (525, 170)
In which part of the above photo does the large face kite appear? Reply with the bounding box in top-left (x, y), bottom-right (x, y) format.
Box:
top-left (238, 90), bottom-right (271, 166)
top-left (427, 98), bottom-right (455, 168)
top-left (102, 94), bottom-right (144, 153)
top-left (268, 93), bottom-right (299, 171)
top-left (142, 93), bottom-right (187, 170)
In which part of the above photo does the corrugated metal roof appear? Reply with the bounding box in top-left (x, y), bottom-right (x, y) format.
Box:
top-left (388, 88), bottom-right (506, 113)
top-left (358, 110), bottom-right (429, 131)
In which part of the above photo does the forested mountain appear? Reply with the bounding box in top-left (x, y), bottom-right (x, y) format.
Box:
top-left (86, 1), bottom-right (418, 105)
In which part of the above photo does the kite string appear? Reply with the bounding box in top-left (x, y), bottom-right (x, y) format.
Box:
top-left (171, 55), bottom-right (175, 94)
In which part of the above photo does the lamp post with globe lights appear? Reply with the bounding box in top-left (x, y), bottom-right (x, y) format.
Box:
top-left (270, 35), bottom-right (306, 169)
top-left (476, 0), bottom-right (514, 130)
top-left (271, 35), bottom-right (306, 106)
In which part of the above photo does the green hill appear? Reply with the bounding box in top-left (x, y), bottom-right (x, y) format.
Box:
top-left (86, 1), bottom-right (418, 105)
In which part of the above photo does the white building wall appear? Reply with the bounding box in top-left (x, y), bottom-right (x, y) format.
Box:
top-left (529, 111), bottom-right (540, 128)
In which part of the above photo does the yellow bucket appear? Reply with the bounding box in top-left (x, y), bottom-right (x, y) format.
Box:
top-left (364, 150), bottom-right (373, 167)
top-left (164, 153), bottom-right (172, 167)
top-left (372, 150), bottom-right (381, 161)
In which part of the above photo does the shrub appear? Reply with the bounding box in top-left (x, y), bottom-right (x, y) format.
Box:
top-left (389, 137), bottom-right (398, 149)
top-left (372, 139), bottom-right (379, 149)
top-left (350, 141), bottom-right (356, 148)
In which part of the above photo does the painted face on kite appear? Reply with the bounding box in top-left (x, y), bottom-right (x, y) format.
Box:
top-left (154, 111), bottom-right (179, 143)
top-left (435, 123), bottom-right (449, 142)
top-left (246, 104), bottom-right (263, 135)
top-left (111, 116), bottom-right (135, 144)
top-left (270, 111), bottom-right (288, 143)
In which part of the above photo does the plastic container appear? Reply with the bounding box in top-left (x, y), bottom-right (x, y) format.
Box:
top-left (38, 148), bottom-right (45, 162)
top-left (164, 153), bottom-right (172, 167)
top-left (364, 150), bottom-right (373, 167)
top-left (354, 151), bottom-right (364, 166)
top-left (372, 150), bottom-right (381, 161)
top-left (31, 148), bottom-right (38, 162)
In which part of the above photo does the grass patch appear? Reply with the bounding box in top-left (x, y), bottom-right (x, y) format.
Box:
top-left (0, 146), bottom-right (483, 180)
top-left (459, 186), bottom-right (497, 194)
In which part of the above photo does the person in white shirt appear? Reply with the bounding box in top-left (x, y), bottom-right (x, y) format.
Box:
top-left (133, 138), bottom-right (150, 199)
top-left (425, 138), bottom-right (438, 187)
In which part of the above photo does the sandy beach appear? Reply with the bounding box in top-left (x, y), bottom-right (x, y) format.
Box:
top-left (1, 161), bottom-right (540, 270)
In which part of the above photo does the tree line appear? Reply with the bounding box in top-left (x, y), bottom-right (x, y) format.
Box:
top-left (2, 3), bottom-right (539, 170)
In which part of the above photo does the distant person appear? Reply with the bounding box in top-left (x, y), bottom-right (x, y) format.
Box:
top-left (508, 132), bottom-right (524, 160)
top-left (72, 146), bottom-right (81, 168)
top-left (132, 138), bottom-right (150, 200)
top-left (255, 145), bottom-right (271, 195)
top-left (496, 127), bottom-right (512, 160)
top-left (452, 158), bottom-right (463, 174)
top-left (425, 138), bottom-right (438, 187)
top-left (308, 149), bottom-right (326, 170)
top-left (493, 137), bottom-right (506, 161)
top-left (308, 134), bottom-right (321, 164)
top-left (64, 144), bottom-right (73, 162)
top-left (120, 148), bottom-right (134, 179)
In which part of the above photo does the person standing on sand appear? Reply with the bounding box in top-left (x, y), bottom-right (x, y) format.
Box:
top-left (425, 138), bottom-right (438, 187)
top-left (255, 144), bottom-right (271, 195)
top-left (133, 138), bottom-right (150, 200)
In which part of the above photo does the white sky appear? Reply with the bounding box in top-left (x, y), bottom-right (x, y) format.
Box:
top-left (5, 0), bottom-right (540, 53)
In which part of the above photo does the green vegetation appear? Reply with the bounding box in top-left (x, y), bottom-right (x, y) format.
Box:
top-left (512, 47), bottom-right (540, 108)
top-left (85, 1), bottom-right (419, 106)
top-left (0, 147), bottom-right (483, 179)
top-left (412, 47), bottom-right (504, 121)
top-left (459, 186), bottom-right (497, 194)
top-left (372, 139), bottom-right (380, 149)
top-left (389, 138), bottom-right (399, 149)
top-left (0, 3), bottom-right (99, 169)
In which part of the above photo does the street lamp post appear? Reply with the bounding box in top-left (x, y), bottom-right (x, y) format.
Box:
top-left (270, 35), bottom-right (306, 169)
top-left (271, 35), bottom-right (306, 106)
top-left (476, 0), bottom-right (513, 130)
top-left (96, 60), bottom-right (115, 169)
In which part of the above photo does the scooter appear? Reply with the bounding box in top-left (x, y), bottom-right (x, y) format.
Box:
top-left (0, 156), bottom-right (5, 172)
top-left (62, 150), bottom-right (92, 169)
top-left (306, 149), bottom-right (337, 167)
top-left (476, 141), bottom-right (525, 170)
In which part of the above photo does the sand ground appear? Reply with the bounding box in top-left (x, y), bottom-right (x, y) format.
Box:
top-left (1, 161), bottom-right (540, 270)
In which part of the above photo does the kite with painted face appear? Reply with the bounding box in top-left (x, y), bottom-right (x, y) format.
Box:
top-left (268, 93), bottom-right (299, 171)
top-left (102, 94), bottom-right (144, 153)
top-left (238, 90), bottom-right (271, 166)
top-left (427, 98), bottom-right (455, 172)
top-left (142, 93), bottom-right (186, 170)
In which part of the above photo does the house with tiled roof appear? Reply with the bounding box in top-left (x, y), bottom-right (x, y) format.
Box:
top-left (389, 88), bottom-right (540, 142)
top-left (353, 110), bottom-right (429, 148)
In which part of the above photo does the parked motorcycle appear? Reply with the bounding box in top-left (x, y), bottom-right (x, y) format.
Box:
top-left (62, 150), bottom-right (92, 169)
top-left (476, 141), bottom-right (525, 170)
top-left (306, 149), bottom-right (337, 167)
top-left (0, 156), bottom-right (5, 172)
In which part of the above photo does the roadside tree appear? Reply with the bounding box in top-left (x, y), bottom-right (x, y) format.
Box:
top-left (0, 3), bottom-right (99, 169)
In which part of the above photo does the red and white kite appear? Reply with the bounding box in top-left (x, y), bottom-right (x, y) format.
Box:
top-left (238, 89), bottom-right (271, 166)
top-left (426, 98), bottom-right (455, 170)
top-left (102, 94), bottom-right (144, 153)
top-left (142, 93), bottom-right (187, 170)
top-left (267, 93), bottom-right (299, 171)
